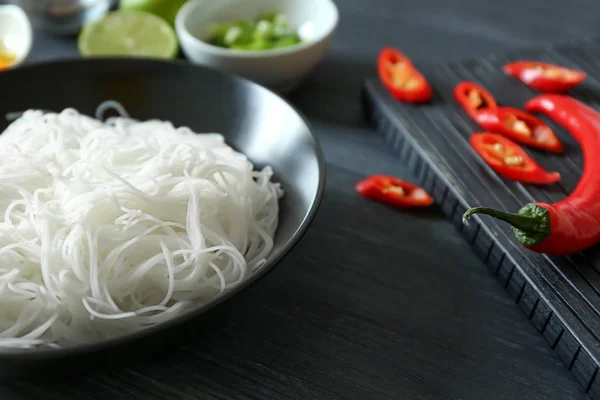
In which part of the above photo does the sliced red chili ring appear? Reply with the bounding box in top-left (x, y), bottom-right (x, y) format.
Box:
top-left (503, 61), bottom-right (586, 93)
top-left (474, 107), bottom-right (563, 153)
top-left (377, 47), bottom-right (433, 104)
top-left (470, 132), bottom-right (560, 184)
top-left (356, 175), bottom-right (434, 208)
top-left (454, 81), bottom-right (498, 119)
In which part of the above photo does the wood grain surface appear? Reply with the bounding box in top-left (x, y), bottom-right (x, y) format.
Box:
top-left (3, 0), bottom-right (600, 398)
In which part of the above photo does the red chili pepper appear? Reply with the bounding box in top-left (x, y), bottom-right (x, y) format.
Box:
top-left (470, 133), bottom-right (560, 184)
top-left (503, 61), bottom-right (586, 93)
top-left (463, 95), bottom-right (600, 255)
top-left (377, 47), bottom-right (433, 104)
top-left (454, 81), bottom-right (498, 119)
top-left (474, 107), bottom-right (563, 153)
top-left (356, 175), bottom-right (434, 208)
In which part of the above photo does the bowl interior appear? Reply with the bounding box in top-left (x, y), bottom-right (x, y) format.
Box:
top-left (0, 58), bottom-right (324, 354)
top-left (182, 0), bottom-right (338, 45)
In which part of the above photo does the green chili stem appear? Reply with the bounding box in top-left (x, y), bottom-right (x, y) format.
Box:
top-left (463, 207), bottom-right (546, 235)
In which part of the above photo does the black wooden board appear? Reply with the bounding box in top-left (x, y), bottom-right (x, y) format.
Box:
top-left (363, 38), bottom-right (600, 398)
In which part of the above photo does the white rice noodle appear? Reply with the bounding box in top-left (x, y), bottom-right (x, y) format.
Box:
top-left (0, 103), bottom-right (282, 348)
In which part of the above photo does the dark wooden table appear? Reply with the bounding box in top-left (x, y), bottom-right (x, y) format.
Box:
top-left (2, 0), bottom-right (600, 399)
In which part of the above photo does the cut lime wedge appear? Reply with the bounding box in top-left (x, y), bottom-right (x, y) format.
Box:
top-left (118, 0), bottom-right (188, 27)
top-left (78, 11), bottom-right (178, 59)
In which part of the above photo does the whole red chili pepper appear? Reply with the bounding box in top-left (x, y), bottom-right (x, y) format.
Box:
top-left (503, 61), bottom-right (586, 93)
top-left (470, 133), bottom-right (560, 184)
top-left (356, 175), bottom-right (434, 208)
top-left (454, 81), bottom-right (498, 120)
top-left (463, 94), bottom-right (600, 255)
top-left (474, 107), bottom-right (563, 153)
top-left (377, 47), bottom-right (433, 104)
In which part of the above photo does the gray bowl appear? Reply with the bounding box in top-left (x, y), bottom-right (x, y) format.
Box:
top-left (0, 58), bottom-right (325, 378)
top-left (8, 0), bottom-right (113, 35)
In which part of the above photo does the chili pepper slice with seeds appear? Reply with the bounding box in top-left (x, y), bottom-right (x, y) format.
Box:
top-left (503, 61), bottom-right (586, 93)
top-left (470, 133), bottom-right (560, 184)
top-left (377, 47), bottom-right (433, 103)
top-left (356, 175), bottom-right (434, 208)
top-left (474, 107), bottom-right (563, 153)
top-left (454, 81), bottom-right (498, 119)
top-left (463, 95), bottom-right (600, 255)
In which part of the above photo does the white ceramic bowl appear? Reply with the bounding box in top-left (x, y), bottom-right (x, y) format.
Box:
top-left (175, 0), bottom-right (339, 92)
top-left (0, 5), bottom-right (33, 69)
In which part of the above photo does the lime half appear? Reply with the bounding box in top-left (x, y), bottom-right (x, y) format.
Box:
top-left (118, 0), bottom-right (188, 27)
top-left (78, 11), bottom-right (178, 59)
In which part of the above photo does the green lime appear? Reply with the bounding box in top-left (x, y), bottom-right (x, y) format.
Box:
top-left (118, 0), bottom-right (188, 27)
top-left (78, 11), bottom-right (178, 59)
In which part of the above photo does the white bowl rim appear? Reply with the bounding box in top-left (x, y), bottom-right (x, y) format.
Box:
top-left (0, 4), bottom-right (33, 67)
top-left (175, 0), bottom-right (339, 58)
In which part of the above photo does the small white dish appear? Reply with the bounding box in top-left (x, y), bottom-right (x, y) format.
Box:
top-left (175, 0), bottom-right (339, 93)
top-left (0, 5), bottom-right (33, 69)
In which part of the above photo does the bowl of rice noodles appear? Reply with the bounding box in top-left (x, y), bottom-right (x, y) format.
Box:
top-left (0, 57), bottom-right (324, 378)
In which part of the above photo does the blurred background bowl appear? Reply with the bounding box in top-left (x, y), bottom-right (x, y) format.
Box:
top-left (9, 0), bottom-right (113, 35)
top-left (0, 4), bottom-right (33, 68)
top-left (175, 0), bottom-right (339, 93)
